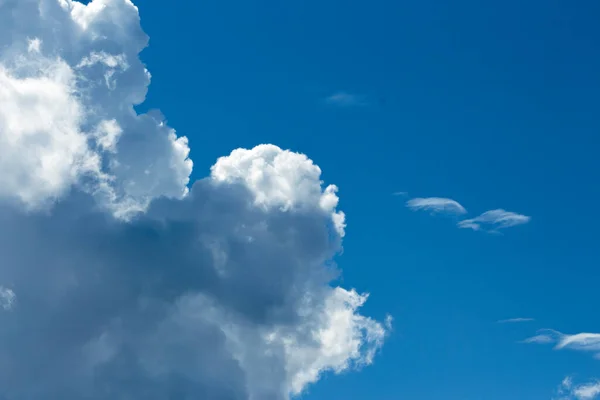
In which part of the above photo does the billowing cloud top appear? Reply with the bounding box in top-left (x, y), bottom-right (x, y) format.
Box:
top-left (211, 144), bottom-right (346, 237)
top-left (0, 0), bottom-right (193, 217)
top-left (0, 0), bottom-right (389, 399)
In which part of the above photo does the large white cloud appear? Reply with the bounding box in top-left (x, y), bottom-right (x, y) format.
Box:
top-left (0, 0), bottom-right (193, 216)
top-left (0, 0), bottom-right (389, 399)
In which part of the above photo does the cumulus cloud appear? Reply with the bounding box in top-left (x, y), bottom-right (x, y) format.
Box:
top-left (555, 376), bottom-right (600, 400)
top-left (574, 383), bottom-right (600, 400)
top-left (406, 197), bottom-right (467, 215)
top-left (0, 0), bottom-right (192, 217)
top-left (522, 329), bottom-right (600, 359)
top-left (458, 209), bottom-right (530, 232)
top-left (210, 145), bottom-right (346, 237)
top-left (324, 91), bottom-right (366, 107)
top-left (497, 317), bottom-right (534, 323)
top-left (0, 1), bottom-right (389, 399)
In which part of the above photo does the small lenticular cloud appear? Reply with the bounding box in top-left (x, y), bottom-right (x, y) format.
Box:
top-left (406, 197), bottom-right (467, 216)
top-left (458, 209), bottom-right (530, 232)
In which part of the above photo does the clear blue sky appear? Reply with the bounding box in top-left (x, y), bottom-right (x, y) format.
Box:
top-left (136, 0), bottom-right (600, 398)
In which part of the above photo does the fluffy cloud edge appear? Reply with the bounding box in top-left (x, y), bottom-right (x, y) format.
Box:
top-left (555, 376), bottom-right (600, 400)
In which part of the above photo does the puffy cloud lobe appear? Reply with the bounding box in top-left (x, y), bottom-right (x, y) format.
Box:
top-left (574, 383), bottom-right (600, 400)
top-left (406, 197), bottom-right (467, 215)
top-left (211, 145), bottom-right (346, 237)
top-left (0, 54), bottom-right (93, 208)
top-left (274, 288), bottom-right (390, 395)
top-left (555, 376), bottom-right (600, 400)
top-left (0, 287), bottom-right (16, 311)
top-left (0, 0), bottom-right (389, 399)
top-left (0, 0), bottom-right (193, 216)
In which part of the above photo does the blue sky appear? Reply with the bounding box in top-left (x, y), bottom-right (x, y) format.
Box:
top-left (136, 0), bottom-right (600, 398)
top-left (1, 0), bottom-right (600, 399)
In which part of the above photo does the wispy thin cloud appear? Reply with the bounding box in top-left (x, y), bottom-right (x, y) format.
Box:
top-left (557, 332), bottom-right (600, 352)
top-left (498, 317), bottom-right (535, 324)
top-left (392, 191), bottom-right (408, 197)
top-left (324, 91), bottom-right (367, 107)
top-left (522, 333), bottom-right (555, 344)
top-left (555, 376), bottom-right (600, 400)
top-left (403, 196), bottom-right (530, 234)
top-left (522, 329), bottom-right (600, 359)
top-left (458, 209), bottom-right (530, 232)
top-left (406, 197), bottom-right (467, 216)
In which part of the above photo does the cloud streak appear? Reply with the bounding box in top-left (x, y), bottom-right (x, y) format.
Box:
top-left (458, 209), bottom-right (530, 232)
top-left (406, 197), bottom-right (467, 216)
top-left (0, 0), bottom-right (389, 399)
top-left (523, 329), bottom-right (600, 359)
top-left (324, 91), bottom-right (367, 107)
top-left (497, 317), bottom-right (535, 324)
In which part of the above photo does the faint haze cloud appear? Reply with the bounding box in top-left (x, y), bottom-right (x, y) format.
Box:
top-left (498, 317), bottom-right (535, 324)
top-left (324, 91), bottom-right (367, 107)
